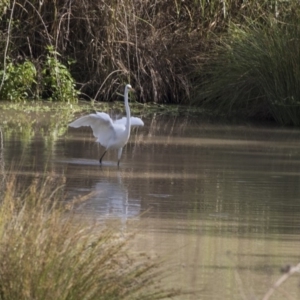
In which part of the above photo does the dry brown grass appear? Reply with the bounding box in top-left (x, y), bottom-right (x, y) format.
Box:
top-left (0, 175), bottom-right (179, 299)
top-left (1, 0), bottom-right (296, 105)
top-left (0, 0), bottom-right (230, 102)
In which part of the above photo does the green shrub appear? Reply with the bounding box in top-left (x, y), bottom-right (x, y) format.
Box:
top-left (0, 60), bottom-right (36, 101)
top-left (0, 47), bottom-right (79, 102)
top-left (42, 46), bottom-right (79, 103)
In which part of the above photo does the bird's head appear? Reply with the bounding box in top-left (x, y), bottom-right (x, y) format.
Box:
top-left (126, 84), bottom-right (134, 92)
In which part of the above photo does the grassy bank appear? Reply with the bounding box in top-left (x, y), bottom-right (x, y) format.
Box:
top-left (1, 1), bottom-right (300, 124)
top-left (0, 175), bottom-right (178, 299)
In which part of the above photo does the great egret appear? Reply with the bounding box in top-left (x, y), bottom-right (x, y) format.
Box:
top-left (69, 84), bottom-right (144, 166)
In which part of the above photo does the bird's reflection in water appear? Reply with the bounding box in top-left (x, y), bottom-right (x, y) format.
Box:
top-left (75, 171), bottom-right (141, 228)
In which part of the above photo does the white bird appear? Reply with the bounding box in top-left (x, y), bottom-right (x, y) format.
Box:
top-left (69, 84), bottom-right (144, 166)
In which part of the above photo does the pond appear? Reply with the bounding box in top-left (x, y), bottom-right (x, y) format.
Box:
top-left (1, 104), bottom-right (300, 299)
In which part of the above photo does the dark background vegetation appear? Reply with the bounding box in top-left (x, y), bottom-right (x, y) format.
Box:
top-left (1, 0), bottom-right (300, 124)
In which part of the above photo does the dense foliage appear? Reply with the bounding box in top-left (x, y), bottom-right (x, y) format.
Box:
top-left (1, 1), bottom-right (300, 124)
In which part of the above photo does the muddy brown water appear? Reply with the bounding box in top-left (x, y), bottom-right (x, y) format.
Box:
top-left (1, 111), bottom-right (300, 299)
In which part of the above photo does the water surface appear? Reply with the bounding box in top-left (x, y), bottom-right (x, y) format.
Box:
top-left (1, 107), bottom-right (300, 299)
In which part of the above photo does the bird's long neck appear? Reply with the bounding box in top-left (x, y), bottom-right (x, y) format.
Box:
top-left (125, 87), bottom-right (131, 137)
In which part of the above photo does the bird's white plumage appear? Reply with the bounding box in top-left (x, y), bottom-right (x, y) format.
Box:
top-left (114, 116), bottom-right (144, 127)
top-left (69, 84), bottom-right (143, 165)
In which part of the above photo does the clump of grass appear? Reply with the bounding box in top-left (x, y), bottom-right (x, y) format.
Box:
top-left (0, 176), bottom-right (178, 299)
top-left (193, 5), bottom-right (300, 125)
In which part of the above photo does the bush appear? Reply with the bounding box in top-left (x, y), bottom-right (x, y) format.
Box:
top-left (41, 46), bottom-right (79, 102)
top-left (0, 59), bottom-right (36, 100)
top-left (0, 48), bottom-right (79, 102)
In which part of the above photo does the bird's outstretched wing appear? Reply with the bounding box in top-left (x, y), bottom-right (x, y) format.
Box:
top-left (114, 117), bottom-right (144, 127)
top-left (69, 113), bottom-right (115, 147)
top-left (69, 113), bottom-right (112, 128)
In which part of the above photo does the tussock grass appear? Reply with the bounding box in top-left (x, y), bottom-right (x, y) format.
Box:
top-left (0, 176), bottom-right (178, 299)
top-left (193, 8), bottom-right (300, 125)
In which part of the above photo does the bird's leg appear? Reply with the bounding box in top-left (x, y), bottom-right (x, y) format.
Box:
top-left (117, 148), bottom-right (123, 167)
top-left (99, 151), bottom-right (107, 164)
